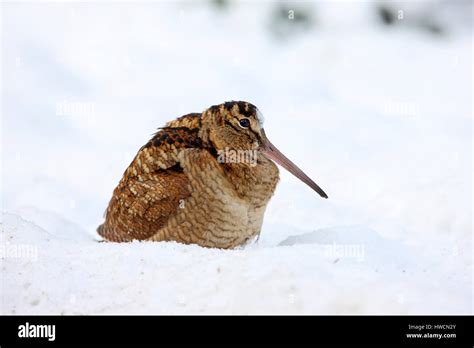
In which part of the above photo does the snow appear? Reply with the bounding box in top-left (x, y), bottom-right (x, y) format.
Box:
top-left (1, 1), bottom-right (472, 314)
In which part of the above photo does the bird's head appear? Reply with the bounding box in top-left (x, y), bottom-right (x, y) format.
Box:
top-left (200, 101), bottom-right (328, 199)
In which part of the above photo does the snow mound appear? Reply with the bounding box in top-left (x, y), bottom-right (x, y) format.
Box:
top-left (1, 212), bottom-right (469, 314)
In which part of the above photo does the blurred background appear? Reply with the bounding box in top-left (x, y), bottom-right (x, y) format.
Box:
top-left (2, 0), bottom-right (471, 238)
top-left (0, 0), bottom-right (472, 313)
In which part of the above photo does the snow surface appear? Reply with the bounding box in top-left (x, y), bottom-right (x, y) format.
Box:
top-left (1, 1), bottom-right (472, 314)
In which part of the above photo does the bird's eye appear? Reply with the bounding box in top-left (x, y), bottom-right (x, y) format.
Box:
top-left (239, 118), bottom-right (250, 128)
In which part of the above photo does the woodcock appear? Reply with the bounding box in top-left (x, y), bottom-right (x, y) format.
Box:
top-left (97, 101), bottom-right (328, 249)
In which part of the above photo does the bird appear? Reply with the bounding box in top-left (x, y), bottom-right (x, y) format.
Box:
top-left (97, 101), bottom-right (327, 249)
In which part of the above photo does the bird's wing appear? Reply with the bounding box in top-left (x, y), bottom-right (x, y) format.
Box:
top-left (97, 124), bottom-right (205, 242)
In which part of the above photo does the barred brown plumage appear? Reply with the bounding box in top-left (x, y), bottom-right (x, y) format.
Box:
top-left (97, 101), bottom-right (327, 248)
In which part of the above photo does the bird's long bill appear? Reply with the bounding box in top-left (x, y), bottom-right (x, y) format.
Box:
top-left (260, 129), bottom-right (328, 199)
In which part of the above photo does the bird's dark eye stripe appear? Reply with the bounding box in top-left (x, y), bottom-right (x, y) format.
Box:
top-left (239, 118), bottom-right (250, 128)
top-left (225, 119), bottom-right (242, 133)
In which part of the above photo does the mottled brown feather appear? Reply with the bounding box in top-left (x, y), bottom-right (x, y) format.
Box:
top-left (97, 114), bottom-right (204, 242)
top-left (98, 101), bottom-right (285, 248)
